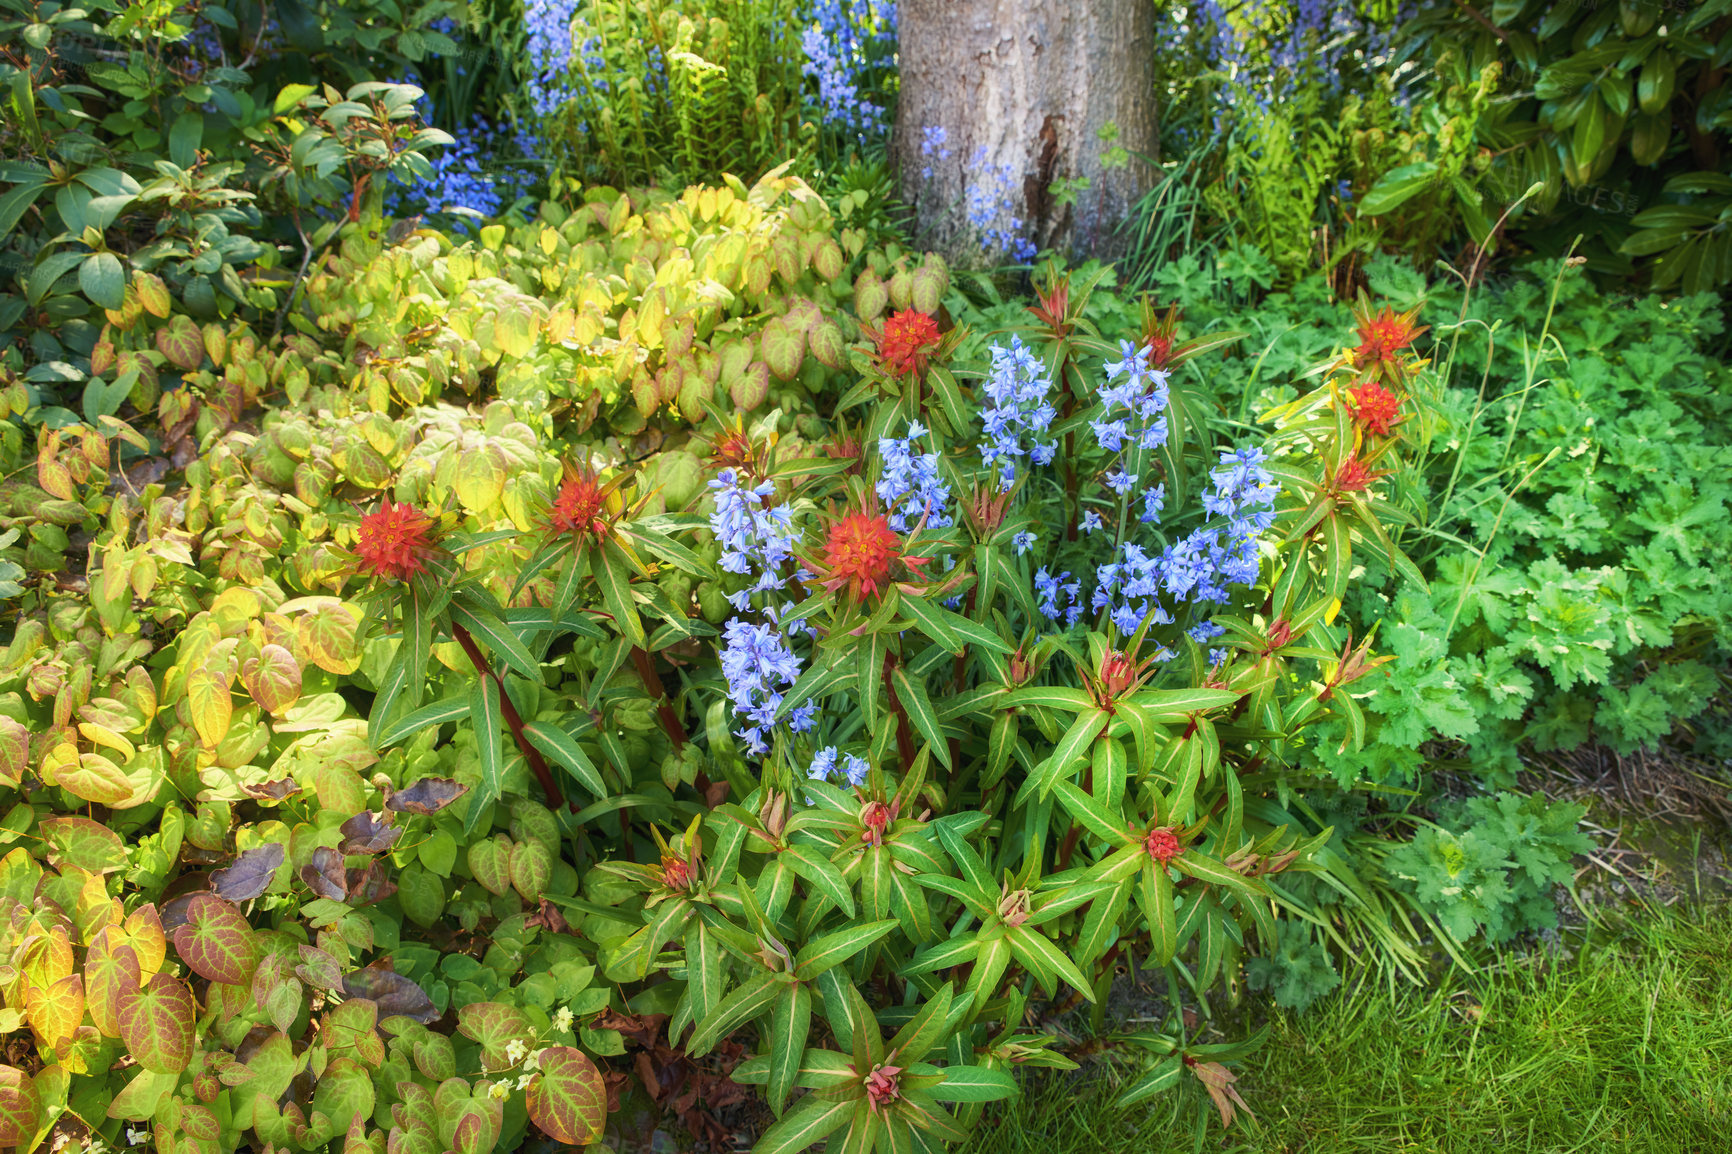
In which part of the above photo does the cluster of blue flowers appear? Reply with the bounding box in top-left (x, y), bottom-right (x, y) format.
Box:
top-left (720, 619), bottom-right (816, 756)
top-left (1092, 340), bottom-right (1171, 454)
top-left (1091, 445), bottom-right (1279, 654)
top-left (710, 468), bottom-right (801, 610)
top-left (919, 124), bottom-right (953, 180)
top-left (807, 746), bottom-right (871, 787)
top-left (979, 336), bottom-right (1057, 491)
top-left (801, 0), bottom-right (895, 135)
top-left (522, 0), bottom-right (580, 116)
top-left (1035, 567), bottom-right (1084, 629)
top-left (710, 470), bottom-right (821, 756)
top-left (965, 146), bottom-right (1038, 263)
top-left (877, 421), bottom-right (953, 532)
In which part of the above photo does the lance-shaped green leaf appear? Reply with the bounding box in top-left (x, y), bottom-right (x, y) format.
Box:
top-left (1143, 864), bottom-right (1178, 965)
top-left (793, 919), bottom-right (899, 981)
top-left (620, 523), bottom-right (714, 579)
top-left (595, 540), bottom-right (647, 648)
top-left (1051, 780), bottom-right (1134, 848)
top-left (1005, 928), bottom-right (1094, 1001)
top-left (932, 820), bottom-right (992, 894)
top-left (897, 593), bottom-right (962, 654)
top-left (926, 1065), bottom-right (1019, 1103)
top-left (776, 650), bottom-right (853, 723)
top-left (1025, 880), bottom-right (1116, 928)
top-left (526, 1046), bottom-right (606, 1145)
top-left (171, 893), bottom-right (260, 985)
top-left (1116, 1055), bottom-right (1183, 1107)
top-left (689, 971), bottom-right (785, 1059)
top-left (375, 695), bottom-right (470, 749)
top-left (464, 676), bottom-right (503, 835)
top-left (449, 593), bottom-right (542, 682)
top-left (782, 843), bottom-right (855, 917)
top-left (1170, 850), bottom-right (1271, 901)
top-left (886, 982), bottom-right (953, 1065)
top-left (1127, 686), bottom-right (1240, 722)
top-left (731, 1047), bottom-right (858, 1090)
top-left (889, 666), bottom-right (949, 768)
top-left (899, 934), bottom-right (981, 978)
top-left (766, 980), bottom-right (813, 1116)
top-left (1074, 878), bottom-right (1132, 966)
top-left (1019, 708), bottom-right (1109, 802)
top-left (754, 1091), bottom-right (856, 1154)
top-left (521, 719), bottom-right (607, 800)
top-left (910, 873), bottom-right (995, 921)
top-left (999, 686), bottom-right (1095, 713)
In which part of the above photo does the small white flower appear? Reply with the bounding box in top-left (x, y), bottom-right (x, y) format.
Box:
top-left (552, 1006), bottom-right (575, 1033)
top-left (125, 1128), bottom-right (148, 1147)
top-left (514, 1073), bottom-right (534, 1091)
top-left (487, 1082), bottom-right (510, 1101)
top-left (504, 1039), bottom-right (529, 1065)
top-left (527, 1047), bottom-right (548, 1070)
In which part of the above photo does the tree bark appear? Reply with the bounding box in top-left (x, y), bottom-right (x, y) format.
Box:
top-left (895, 0), bottom-right (1157, 270)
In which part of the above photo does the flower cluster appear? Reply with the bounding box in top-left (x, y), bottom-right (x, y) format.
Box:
top-left (355, 502), bottom-right (438, 582)
top-left (919, 124), bottom-right (953, 179)
top-left (523, 0), bottom-right (581, 116)
top-left (808, 746), bottom-right (871, 786)
top-left (1093, 446), bottom-right (1279, 643)
top-left (710, 468), bottom-right (800, 609)
top-left (1091, 340), bottom-right (1171, 454)
top-left (965, 146), bottom-right (1038, 262)
top-left (877, 421), bottom-right (953, 531)
top-left (720, 619), bottom-right (816, 756)
top-left (872, 309), bottom-right (942, 380)
top-left (1035, 567), bottom-right (1084, 629)
top-left (979, 337), bottom-right (1058, 490)
top-left (1347, 380), bottom-right (1404, 437)
top-left (801, 0), bottom-right (895, 134)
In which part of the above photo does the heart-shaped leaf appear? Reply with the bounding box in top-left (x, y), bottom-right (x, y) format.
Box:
top-left (171, 893), bottom-right (260, 985)
top-left (117, 972), bottom-right (195, 1073)
top-left (211, 844), bottom-right (285, 902)
top-left (526, 1046), bottom-right (606, 1145)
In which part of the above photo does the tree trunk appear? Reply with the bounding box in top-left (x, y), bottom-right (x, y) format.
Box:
top-left (895, 0), bottom-right (1157, 271)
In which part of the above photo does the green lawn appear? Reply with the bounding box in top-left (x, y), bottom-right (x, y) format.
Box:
top-left (959, 900), bottom-right (1732, 1153)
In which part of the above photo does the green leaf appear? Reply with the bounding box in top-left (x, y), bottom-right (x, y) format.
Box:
top-left (689, 972), bottom-right (781, 1056)
top-left (522, 719), bottom-right (607, 800)
top-left (1021, 708), bottom-right (1109, 801)
top-left (1171, 851), bottom-right (1269, 900)
top-left (731, 1047), bottom-right (859, 1090)
top-left (885, 982), bottom-right (953, 1062)
top-left (526, 1046), bottom-right (607, 1144)
top-left (1358, 161), bottom-right (1437, 215)
top-left (375, 695), bottom-right (469, 748)
top-left (794, 919), bottom-right (899, 981)
top-left (782, 844), bottom-right (856, 918)
top-left (890, 666), bottom-right (949, 769)
top-left (1127, 687), bottom-right (1239, 721)
top-left (1145, 864), bottom-right (1177, 965)
top-left (899, 934), bottom-right (981, 978)
top-left (766, 981), bottom-right (812, 1116)
top-left (753, 1091), bottom-right (855, 1154)
top-left (464, 676), bottom-right (502, 836)
top-left (0, 1066), bottom-right (39, 1147)
top-left (1051, 780), bottom-right (1132, 846)
top-left (898, 594), bottom-right (962, 654)
top-left (1006, 928), bottom-right (1094, 1001)
top-left (450, 594), bottom-right (542, 682)
top-left (929, 1066), bottom-right (1018, 1103)
top-left (596, 540), bottom-right (647, 648)
top-left (999, 686), bottom-right (1094, 713)
top-left (1115, 1055), bottom-right (1182, 1106)
top-left (79, 252), bottom-right (125, 310)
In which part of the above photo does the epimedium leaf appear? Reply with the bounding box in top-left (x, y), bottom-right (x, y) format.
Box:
top-left (338, 811), bottom-right (401, 855)
top-left (301, 846), bottom-right (347, 901)
top-left (171, 893), bottom-right (261, 985)
top-left (526, 1046), bottom-right (607, 1145)
top-left (39, 816), bottom-right (126, 875)
top-left (387, 777), bottom-right (469, 816)
top-left (0, 1065), bottom-right (41, 1147)
top-left (457, 1002), bottom-right (536, 1072)
top-left (116, 972), bottom-right (195, 1073)
top-left (342, 963), bottom-right (438, 1024)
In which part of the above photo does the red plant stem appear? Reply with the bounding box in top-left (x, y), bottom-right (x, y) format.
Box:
top-left (881, 652), bottom-right (917, 772)
top-left (630, 644), bottom-right (723, 807)
top-left (630, 645), bottom-right (690, 748)
top-left (451, 621), bottom-right (567, 812)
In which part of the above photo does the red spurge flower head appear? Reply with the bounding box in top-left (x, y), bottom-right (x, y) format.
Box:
top-left (808, 508), bottom-right (932, 603)
top-left (1346, 380), bottom-right (1404, 437)
top-left (550, 464), bottom-right (613, 540)
top-left (355, 501), bottom-right (439, 582)
top-left (1333, 455), bottom-right (1386, 494)
top-left (1351, 304), bottom-right (1426, 372)
top-left (868, 309), bottom-right (942, 380)
top-left (864, 1061), bottom-right (904, 1113)
top-left (1145, 826), bottom-right (1184, 865)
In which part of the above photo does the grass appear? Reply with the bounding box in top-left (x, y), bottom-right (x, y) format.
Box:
top-left (958, 899), bottom-right (1732, 1153)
